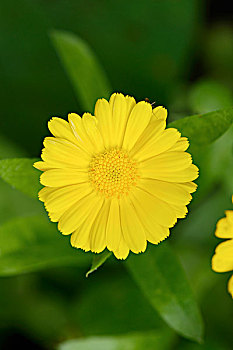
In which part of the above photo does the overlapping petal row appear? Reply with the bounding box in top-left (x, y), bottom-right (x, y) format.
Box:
top-left (34, 93), bottom-right (199, 259)
top-left (212, 196), bottom-right (233, 297)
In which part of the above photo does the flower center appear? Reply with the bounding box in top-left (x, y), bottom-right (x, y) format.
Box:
top-left (89, 149), bottom-right (139, 198)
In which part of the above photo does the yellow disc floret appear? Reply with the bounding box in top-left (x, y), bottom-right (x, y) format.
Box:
top-left (89, 149), bottom-right (139, 198)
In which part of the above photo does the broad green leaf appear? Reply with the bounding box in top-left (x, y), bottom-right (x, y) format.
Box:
top-left (126, 243), bottom-right (204, 342)
top-left (186, 80), bottom-right (233, 194)
top-left (0, 215), bottom-right (90, 276)
top-left (86, 251), bottom-right (112, 277)
top-left (0, 158), bottom-right (41, 199)
top-left (0, 179), bottom-right (42, 226)
top-left (57, 330), bottom-right (173, 350)
top-left (50, 30), bottom-right (112, 112)
top-left (169, 107), bottom-right (233, 145)
top-left (0, 138), bottom-right (41, 225)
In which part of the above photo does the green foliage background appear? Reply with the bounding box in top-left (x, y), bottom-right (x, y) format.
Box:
top-left (0, 0), bottom-right (232, 349)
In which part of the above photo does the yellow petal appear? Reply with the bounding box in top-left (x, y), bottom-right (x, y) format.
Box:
top-left (140, 161), bottom-right (198, 183)
top-left (123, 101), bottom-right (152, 150)
top-left (106, 198), bottom-right (122, 252)
top-left (212, 240), bottom-right (233, 272)
top-left (215, 214), bottom-right (233, 239)
top-left (171, 137), bottom-right (189, 152)
top-left (108, 93), bottom-right (136, 148)
top-left (152, 106), bottom-right (168, 121)
top-left (38, 186), bottom-right (57, 202)
top-left (120, 196), bottom-right (147, 254)
top-left (82, 113), bottom-right (105, 153)
top-left (171, 204), bottom-right (188, 218)
top-left (130, 118), bottom-right (165, 157)
top-left (90, 200), bottom-right (110, 253)
top-left (226, 210), bottom-right (233, 224)
top-left (48, 211), bottom-right (62, 222)
top-left (42, 137), bottom-right (90, 168)
top-left (125, 95), bottom-right (136, 117)
top-left (68, 113), bottom-right (94, 154)
top-left (146, 226), bottom-right (170, 245)
top-left (140, 151), bottom-right (192, 175)
top-left (109, 93), bottom-right (127, 147)
top-left (130, 186), bottom-right (177, 228)
top-left (94, 98), bottom-right (113, 149)
top-left (176, 181), bottom-right (197, 193)
top-left (34, 161), bottom-right (54, 171)
top-left (227, 274), bottom-right (233, 298)
top-left (133, 128), bottom-right (181, 162)
top-left (129, 191), bottom-right (170, 244)
top-left (71, 199), bottom-right (103, 251)
top-left (44, 183), bottom-right (92, 214)
top-left (113, 236), bottom-right (129, 260)
top-left (40, 168), bottom-right (88, 187)
top-left (48, 117), bottom-right (78, 145)
top-left (58, 192), bottom-right (103, 235)
top-left (138, 178), bottom-right (192, 205)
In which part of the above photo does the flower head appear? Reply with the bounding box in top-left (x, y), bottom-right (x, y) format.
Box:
top-left (212, 196), bottom-right (233, 298)
top-left (34, 93), bottom-right (198, 259)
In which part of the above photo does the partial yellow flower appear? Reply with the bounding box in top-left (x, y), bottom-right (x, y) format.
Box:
top-left (34, 93), bottom-right (198, 259)
top-left (212, 195), bottom-right (233, 297)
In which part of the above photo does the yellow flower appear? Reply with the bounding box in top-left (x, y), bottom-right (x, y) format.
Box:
top-left (34, 93), bottom-right (198, 259)
top-left (212, 196), bottom-right (233, 298)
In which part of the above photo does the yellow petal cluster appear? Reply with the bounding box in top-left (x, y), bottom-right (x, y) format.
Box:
top-left (212, 196), bottom-right (233, 297)
top-left (34, 93), bottom-right (198, 259)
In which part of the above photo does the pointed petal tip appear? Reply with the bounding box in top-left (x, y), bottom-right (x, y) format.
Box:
top-left (152, 106), bottom-right (168, 121)
top-left (33, 161), bottom-right (42, 170)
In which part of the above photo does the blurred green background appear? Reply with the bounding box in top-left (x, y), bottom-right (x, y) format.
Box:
top-left (0, 0), bottom-right (233, 349)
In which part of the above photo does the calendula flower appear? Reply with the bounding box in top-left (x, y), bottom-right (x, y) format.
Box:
top-left (34, 93), bottom-right (198, 259)
top-left (212, 196), bottom-right (233, 298)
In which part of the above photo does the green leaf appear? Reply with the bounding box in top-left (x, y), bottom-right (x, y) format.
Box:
top-left (86, 251), bottom-right (112, 277)
top-left (168, 107), bottom-right (233, 145)
top-left (57, 329), bottom-right (173, 350)
top-left (50, 30), bottom-right (112, 112)
top-left (126, 243), bottom-right (204, 343)
top-left (0, 215), bottom-right (90, 276)
top-left (0, 137), bottom-right (41, 225)
top-left (0, 158), bottom-right (41, 199)
top-left (0, 178), bottom-right (42, 226)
